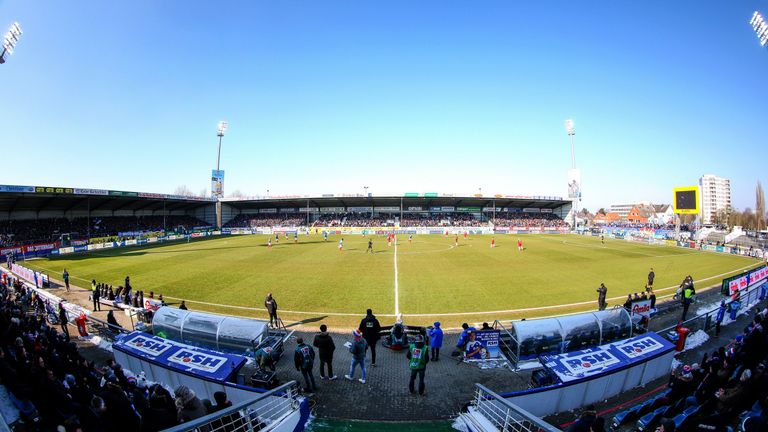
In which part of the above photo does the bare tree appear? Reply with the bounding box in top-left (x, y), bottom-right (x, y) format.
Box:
top-left (198, 188), bottom-right (208, 198)
top-left (228, 190), bottom-right (246, 198)
top-left (173, 185), bottom-right (194, 197)
top-left (757, 181), bottom-right (765, 231)
top-left (743, 207), bottom-right (755, 230)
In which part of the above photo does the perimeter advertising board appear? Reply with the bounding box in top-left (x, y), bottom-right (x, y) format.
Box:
top-left (721, 266), bottom-right (768, 295)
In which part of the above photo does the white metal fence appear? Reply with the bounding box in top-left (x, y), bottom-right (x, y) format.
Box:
top-left (467, 384), bottom-right (560, 432)
top-left (161, 381), bottom-right (302, 432)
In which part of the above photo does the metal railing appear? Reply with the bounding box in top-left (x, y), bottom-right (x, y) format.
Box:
top-left (162, 381), bottom-right (301, 432)
top-left (493, 320), bottom-right (519, 365)
top-left (657, 282), bottom-right (766, 336)
top-left (468, 384), bottom-right (560, 432)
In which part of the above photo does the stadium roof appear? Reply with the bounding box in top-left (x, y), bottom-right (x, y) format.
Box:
top-left (0, 184), bottom-right (214, 213)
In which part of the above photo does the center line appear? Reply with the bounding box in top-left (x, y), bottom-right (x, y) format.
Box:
top-left (394, 235), bottom-right (400, 317)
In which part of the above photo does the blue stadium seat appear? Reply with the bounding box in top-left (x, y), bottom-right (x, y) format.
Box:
top-left (672, 405), bottom-right (700, 430)
top-left (636, 406), bottom-right (667, 431)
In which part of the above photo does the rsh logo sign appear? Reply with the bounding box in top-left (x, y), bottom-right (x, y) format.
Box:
top-left (126, 336), bottom-right (172, 357)
top-left (168, 349), bottom-right (227, 373)
top-left (563, 351), bottom-right (619, 375)
top-left (617, 338), bottom-right (661, 359)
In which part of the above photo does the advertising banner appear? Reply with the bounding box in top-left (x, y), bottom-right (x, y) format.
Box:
top-left (441, 206), bottom-right (455, 212)
top-left (722, 266), bottom-right (768, 295)
top-left (74, 188), bottom-right (109, 195)
top-left (631, 299), bottom-right (652, 331)
top-left (0, 185), bottom-right (35, 193)
top-left (35, 186), bottom-right (74, 194)
top-left (258, 208), bottom-right (277, 213)
top-left (144, 298), bottom-right (164, 311)
top-left (457, 207), bottom-right (481, 212)
top-left (540, 333), bottom-right (673, 383)
top-left (279, 208), bottom-right (298, 213)
top-left (463, 330), bottom-right (501, 360)
top-left (375, 206), bottom-right (399, 212)
top-left (568, 168), bottom-right (582, 201)
top-left (211, 170), bottom-right (225, 198)
top-left (407, 206), bottom-right (423, 211)
top-left (113, 332), bottom-right (247, 382)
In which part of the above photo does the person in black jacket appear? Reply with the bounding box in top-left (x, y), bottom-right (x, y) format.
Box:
top-left (313, 324), bottom-right (337, 380)
top-left (359, 309), bottom-right (381, 366)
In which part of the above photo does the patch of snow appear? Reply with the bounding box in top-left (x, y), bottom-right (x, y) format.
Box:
top-left (451, 416), bottom-right (471, 432)
top-left (683, 330), bottom-right (709, 351)
top-left (516, 360), bottom-right (544, 370)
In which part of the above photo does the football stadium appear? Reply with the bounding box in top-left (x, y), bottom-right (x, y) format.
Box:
top-left (2, 2), bottom-right (768, 432)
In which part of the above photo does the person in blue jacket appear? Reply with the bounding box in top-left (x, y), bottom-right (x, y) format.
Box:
top-left (456, 323), bottom-right (476, 350)
top-left (715, 300), bottom-right (726, 337)
top-left (428, 322), bottom-right (443, 361)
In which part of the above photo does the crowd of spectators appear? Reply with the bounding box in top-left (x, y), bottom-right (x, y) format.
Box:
top-left (658, 307), bottom-right (768, 430)
top-left (0, 275), bottom-right (239, 431)
top-left (223, 212), bottom-right (569, 228)
top-left (490, 213), bottom-right (569, 228)
top-left (0, 216), bottom-right (210, 247)
top-left (225, 214), bottom-right (306, 228)
top-left (310, 213), bottom-right (392, 227)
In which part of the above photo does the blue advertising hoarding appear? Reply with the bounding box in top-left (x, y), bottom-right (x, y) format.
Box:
top-left (464, 330), bottom-right (501, 360)
top-left (540, 332), bottom-right (673, 383)
top-left (113, 332), bottom-right (247, 382)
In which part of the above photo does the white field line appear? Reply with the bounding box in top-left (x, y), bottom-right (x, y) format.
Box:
top-left (394, 236), bottom-right (400, 317)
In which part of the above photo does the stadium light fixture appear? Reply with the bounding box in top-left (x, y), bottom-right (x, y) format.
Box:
top-left (217, 121), bottom-right (228, 137)
top-left (750, 11), bottom-right (768, 47)
top-left (0, 22), bottom-right (22, 65)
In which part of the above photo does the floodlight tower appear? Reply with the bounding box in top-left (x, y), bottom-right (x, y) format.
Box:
top-left (750, 11), bottom-right (768, 47)
top-left (0, 22), bottom-right (22, 65)
top-left (565, 119), bottom-right (579, 230)
top-left (216, 121), bottom-right (228, 173)
top-left (565, 119), bottom-right (576, 169)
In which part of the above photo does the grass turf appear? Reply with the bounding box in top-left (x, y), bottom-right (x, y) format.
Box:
top-left (22, 234), bottom-right (760, 328)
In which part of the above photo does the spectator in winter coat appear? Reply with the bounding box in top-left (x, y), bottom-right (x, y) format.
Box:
top-left (456, 323), bottom-right (476, 350)
top-left (359, 309), bottom-right (381, 366)
top-left (313, 324), bottom-right (337, 380)
top-left (141, 391), bottom-right (179, 432)
top-left (428, 322), bottom-right (443, 361)
top-left (345, 329), bottom-right (368, 383)
top-left (293, 337), bottom-right (316, 393)
top-left (265, 293), bottom-right (279, 327)
top-left (567, 405), bottom-right (597, 432)
top-left (174, 385), bottom-right (208, 423)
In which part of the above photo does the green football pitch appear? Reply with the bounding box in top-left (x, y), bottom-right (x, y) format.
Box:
top-left (23, 234), bottom-right (760, 328)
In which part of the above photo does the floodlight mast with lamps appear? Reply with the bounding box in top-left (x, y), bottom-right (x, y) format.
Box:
top-left (216, 121), bottom-right (228, 172)
top-left (565, 119), bottom-right (578, 230)
top-left (0, 22), bottom-right (22, 65)
top-left (565, 119), bottom-right (576, 169)
top-left (750, 11), bottom-right (768, 47)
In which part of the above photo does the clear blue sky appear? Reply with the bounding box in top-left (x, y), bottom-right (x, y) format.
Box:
top-left (1, 0), bottom-right (767, 211)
